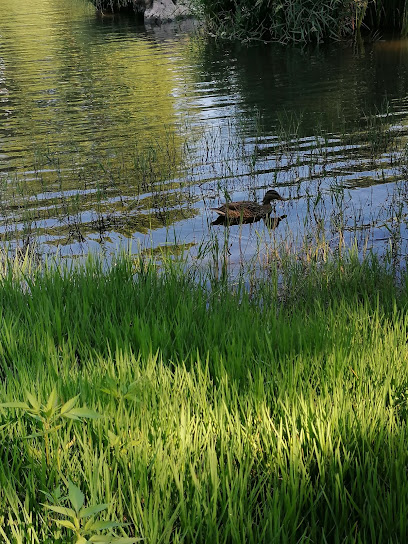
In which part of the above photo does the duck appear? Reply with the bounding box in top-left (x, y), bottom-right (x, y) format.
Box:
top-left (211, 189), bottom-right (286, 223)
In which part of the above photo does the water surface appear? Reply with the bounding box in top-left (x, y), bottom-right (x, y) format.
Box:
top-left (2, 0), bottom-right (408, 266)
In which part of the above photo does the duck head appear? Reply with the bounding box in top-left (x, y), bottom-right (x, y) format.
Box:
top-left (262, 189), bottom-right (286, 205)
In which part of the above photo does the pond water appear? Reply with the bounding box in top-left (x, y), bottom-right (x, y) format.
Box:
top-left (2, 0), bottom-right (408, 267)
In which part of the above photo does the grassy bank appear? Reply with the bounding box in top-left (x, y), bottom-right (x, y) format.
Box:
top-left (1, 249), bottom-right (408, 542)
top-left (194, 0), bottom-right (408, 43)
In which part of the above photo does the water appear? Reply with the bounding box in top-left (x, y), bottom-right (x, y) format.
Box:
top-left (2, 0), bottom-right (408, 266)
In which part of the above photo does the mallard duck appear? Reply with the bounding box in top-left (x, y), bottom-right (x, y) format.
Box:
top-left (211, 189), bottom-right (286, 222)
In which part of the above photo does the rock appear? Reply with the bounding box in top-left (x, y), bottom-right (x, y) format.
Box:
top-left (144, 17), bottom-right (198, 39)
top-left (144, 0), bottom-right (192, 24)
top-left (92, 0), bottom-right (193, 24)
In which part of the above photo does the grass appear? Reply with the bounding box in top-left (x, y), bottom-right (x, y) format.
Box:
top-left (1, 247), bottom-right (408, 542)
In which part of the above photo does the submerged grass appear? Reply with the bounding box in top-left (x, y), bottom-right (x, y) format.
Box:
top-left (1, 248), bottom-right (408, 542)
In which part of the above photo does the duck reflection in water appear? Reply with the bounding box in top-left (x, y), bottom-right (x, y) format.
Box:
top-left (210, 189), bottom-right (287, 228)
top-left (211, 214), bottom-right (287, 227)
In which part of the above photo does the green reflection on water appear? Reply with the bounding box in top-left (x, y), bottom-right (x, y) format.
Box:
top-left (1, 0), bottom-right (201, 247)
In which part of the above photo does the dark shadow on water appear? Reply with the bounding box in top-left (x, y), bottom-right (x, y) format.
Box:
top-left (192, 36), bottom-right (408, 135)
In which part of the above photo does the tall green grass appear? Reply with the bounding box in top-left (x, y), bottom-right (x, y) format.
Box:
top-left (1, 249), bottom-right (408, 542)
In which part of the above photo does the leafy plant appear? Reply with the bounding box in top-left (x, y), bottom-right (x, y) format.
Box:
top-left (44, 481), bottom-right (138, 544)
top-left (0, 388), bottom-right (100, 466)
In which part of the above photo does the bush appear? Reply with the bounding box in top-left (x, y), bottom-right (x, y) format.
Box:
top-left (194, 0), bottom-right (408, 43)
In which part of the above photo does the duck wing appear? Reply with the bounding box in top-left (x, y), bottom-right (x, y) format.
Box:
top-left (211, 201), bottom-right (253, 217)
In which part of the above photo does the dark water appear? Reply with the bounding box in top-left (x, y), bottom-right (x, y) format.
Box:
top-left (2, 0), bottom-right (408, 265)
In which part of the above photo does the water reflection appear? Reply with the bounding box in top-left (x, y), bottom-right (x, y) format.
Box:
top-left (211, 214), bottom-right (287, 228)
top-left (190, 37), bottom-right (408, 134)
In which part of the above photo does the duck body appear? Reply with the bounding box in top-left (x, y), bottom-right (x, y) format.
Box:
top-left (211, 189), bottom-right (285, 222)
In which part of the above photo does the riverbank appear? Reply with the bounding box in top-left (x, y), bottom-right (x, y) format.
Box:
top-left (194, 0), bottom-right (408, 43)
top-left (0, 248), bottom-right (407, 542)
top-left (89, 0), bottom-right (408, 42)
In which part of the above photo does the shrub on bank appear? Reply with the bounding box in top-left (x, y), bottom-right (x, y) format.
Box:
top-left (193, 0), bottom-right (408, 43)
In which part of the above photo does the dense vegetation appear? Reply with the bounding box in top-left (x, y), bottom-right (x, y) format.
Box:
top-left (88, 0), bottom-right (408, 43)
top-left (194, 0), bottom-right (408, 43)
top-left (1, 249), bottom-right (408, 542)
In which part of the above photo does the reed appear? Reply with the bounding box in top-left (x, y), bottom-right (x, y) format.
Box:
top-left (0, 247), bottom-right (408, 542)
top-left (364, 0), bottom-right (408, 32)
top-left (193, 0), bottom-right (408, 43)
